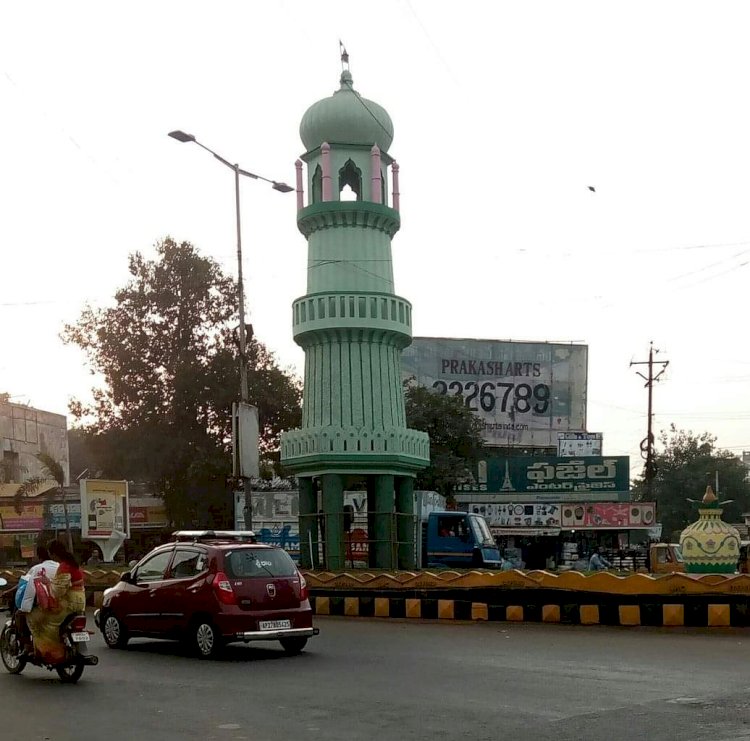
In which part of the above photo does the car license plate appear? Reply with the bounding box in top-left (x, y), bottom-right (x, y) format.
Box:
top-left (71, 632), bottom-right (90, 642)
top-left (259, 619), bottom-right (291, 631)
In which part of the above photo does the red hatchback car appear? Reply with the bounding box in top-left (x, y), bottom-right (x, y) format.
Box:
top-left (94, 531), bottom-right (318, 658)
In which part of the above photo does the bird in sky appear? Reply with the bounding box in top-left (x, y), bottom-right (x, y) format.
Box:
top-left (587, 186), bottom-right (596, 193)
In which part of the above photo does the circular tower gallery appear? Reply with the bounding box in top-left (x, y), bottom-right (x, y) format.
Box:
top-left (280, 66), bottom-right (429, 570)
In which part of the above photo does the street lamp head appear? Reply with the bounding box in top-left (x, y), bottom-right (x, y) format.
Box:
top-left (168, 130), bottom-right (196, 143)
top-left (272, 181), bottom-right (294, 193)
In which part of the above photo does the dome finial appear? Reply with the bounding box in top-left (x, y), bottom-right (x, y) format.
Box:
top-left (339, 40), bottom-right (353, 90)
top-left (702, 485), bottom-right (718, 505)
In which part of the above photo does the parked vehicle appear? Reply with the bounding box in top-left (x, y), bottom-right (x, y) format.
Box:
top-left (0, 582), bottom-right (98, 683)
top-left (422, 511), bottom-right (502, 568)
top-left (649, 543), bottom-right (685, 574)
top-left (94, 531), bottom-right (319, 659)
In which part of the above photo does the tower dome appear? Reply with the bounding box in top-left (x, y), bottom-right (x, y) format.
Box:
top-left (299, 70), bottom-right (394, 152)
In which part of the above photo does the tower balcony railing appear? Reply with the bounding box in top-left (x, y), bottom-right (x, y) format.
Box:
top-left (281, 425), bottom-right (430, 462)
top-left (297, 201), bottom-right (400, 238)
top-left (292, 291), bottom-right (412, 342)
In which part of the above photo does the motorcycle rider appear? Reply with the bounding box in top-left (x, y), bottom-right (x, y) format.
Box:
top-left (16, 544), bottom-right (58, 652)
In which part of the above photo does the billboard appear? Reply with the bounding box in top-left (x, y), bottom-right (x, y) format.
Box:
top-left (80, 479), bottom-right (129, 539)
top-left (401, 337), bottom-right (587, 447)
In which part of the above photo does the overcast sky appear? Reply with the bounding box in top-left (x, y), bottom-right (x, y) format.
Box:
top-left (2, 1), bottom-right (749, 478)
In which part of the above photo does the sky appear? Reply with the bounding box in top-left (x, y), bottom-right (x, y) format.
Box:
top-left (2, 1), bottom-right (749, 480)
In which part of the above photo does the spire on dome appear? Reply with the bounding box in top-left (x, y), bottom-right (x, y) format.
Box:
top-left (339, 40), bottom-right (350, 72)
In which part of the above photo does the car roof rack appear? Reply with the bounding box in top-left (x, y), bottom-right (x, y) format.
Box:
top-left (173, 530), bottom-right (257, 543)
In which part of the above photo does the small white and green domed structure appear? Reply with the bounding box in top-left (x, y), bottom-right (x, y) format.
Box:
top-left (679, 486), bottom-right (741, 574)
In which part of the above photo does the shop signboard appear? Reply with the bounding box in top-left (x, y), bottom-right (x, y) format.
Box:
top-left (401, 337), bottom-right (588, 447)
top-left (458, 455), bottom-right (630, 496)
top-left (557, 432), bottom-right (603, 457)
top-left (0, 503), bottom-right (45, 531)
top-left (80, 479), bottom-right (129, 539)
top-left (47, 503), bottom-right (82, 530)
top-left (129, 505), bottom-right (169, 529)
top-left (560, 502), bottom-right (656, 529)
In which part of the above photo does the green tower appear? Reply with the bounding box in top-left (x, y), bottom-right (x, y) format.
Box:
top-left (280, 64), bottom-right (429, 570)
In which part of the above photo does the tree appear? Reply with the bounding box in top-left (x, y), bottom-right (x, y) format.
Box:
top-left (404, 384), bottom-right (485, 503)
top-left (14, 453), bottom-right (73, 552)
top-left (632, 424), bottom-right (750, 538)
top-left (62, 237), bottom-right (302, 526)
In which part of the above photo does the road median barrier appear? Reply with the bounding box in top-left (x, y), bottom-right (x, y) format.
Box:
top-left (305, 568), bottom-right (750, 628)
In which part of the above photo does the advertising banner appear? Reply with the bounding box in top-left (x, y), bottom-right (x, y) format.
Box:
top-left (401, 337), bottom-right (587, 447)
top-left (560, 502), bottom-right (656, 529)
top-left (458, 455), bottom-right (630, 496)
top-left (557, 432), bottom-right (603, 457)
top-left (80, 479), bottom-right (129, 539)
top-left (466, 502), bottom-right (561, 528)
top-left (233, 402), bottom-right (260, 479)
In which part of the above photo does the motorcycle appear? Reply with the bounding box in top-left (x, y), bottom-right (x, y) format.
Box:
top-left (0, 579), bottom-right (99, 683)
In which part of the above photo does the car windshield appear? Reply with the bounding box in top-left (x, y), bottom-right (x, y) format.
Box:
top-left (470, 515), bottom-right (495, 547)
top-left (673, 545), bottom-right (684, 562)
top-left (223, 548), bottom-right (297, 578)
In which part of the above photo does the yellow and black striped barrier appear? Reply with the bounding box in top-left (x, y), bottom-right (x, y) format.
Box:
top-left (311, 595), bottom-right (736, 627)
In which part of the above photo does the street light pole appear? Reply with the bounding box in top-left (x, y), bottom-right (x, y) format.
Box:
top-left (168, 130), bottom-right (292, 530)
top-left (233, 162), bottom-right (250, 405)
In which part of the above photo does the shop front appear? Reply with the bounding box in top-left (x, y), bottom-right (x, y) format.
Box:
top-left (457, 452), bottom-right (644, 570)
top-left (463, 501), bottom-right (656, 571)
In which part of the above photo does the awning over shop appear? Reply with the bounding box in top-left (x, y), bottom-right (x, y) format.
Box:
top-left (491, 527), bottom-right (561, 537)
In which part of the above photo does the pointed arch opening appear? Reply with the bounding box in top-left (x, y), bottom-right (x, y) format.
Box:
top-left (338, 159), bottom-right (362, 201)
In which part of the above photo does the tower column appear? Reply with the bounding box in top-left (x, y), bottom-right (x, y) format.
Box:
top-left (295, 159), bottom-right (304, 210)
top-left (298, 476), bottom-right (317, 569)
top-left (372, 474), bottom-right (395, 569)
top-left (370, 144), bottom-right (382, 203)
top-left (395, 476), bottom-right (416, 570)
top-left (391, 161), bottom-right (400, 211)
top-left (321, 473), bottom-right (345, 569)
top-left (321, 142), bottom-right (333, 201)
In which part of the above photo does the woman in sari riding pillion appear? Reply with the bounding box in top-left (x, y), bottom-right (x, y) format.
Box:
top-left (27, 540), bottom-right (86, 663)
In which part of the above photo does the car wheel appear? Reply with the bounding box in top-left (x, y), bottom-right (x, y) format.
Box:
top-left (279, 637), bottom-right (308, 655)
top-left (102, 613), bottom-right (129, 649)
top-left (192, 620), bottom-right (222, 659)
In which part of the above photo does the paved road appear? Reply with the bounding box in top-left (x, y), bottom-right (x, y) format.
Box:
top-left (3, 614), bottom-right (750, 740)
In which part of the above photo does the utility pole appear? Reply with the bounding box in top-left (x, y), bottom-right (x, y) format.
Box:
top-left (631, 342), bottom-right (669, 500)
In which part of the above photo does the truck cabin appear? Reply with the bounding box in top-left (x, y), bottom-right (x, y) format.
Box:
top-left (424, 512), bottom-right (499, 568)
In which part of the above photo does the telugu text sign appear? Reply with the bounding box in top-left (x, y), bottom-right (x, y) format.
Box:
top-left (401, 337), bottom-right (587, 447)
top-left (458, 455), bottom-right (630, 496)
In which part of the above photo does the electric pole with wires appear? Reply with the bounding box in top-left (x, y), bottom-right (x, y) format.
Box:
top-left (631, 343), bottom-right (669, 500)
